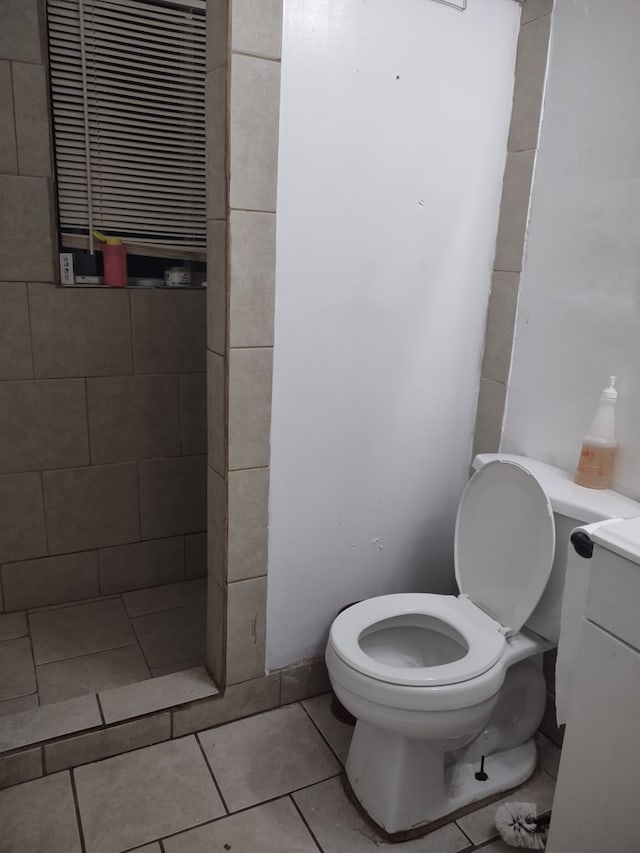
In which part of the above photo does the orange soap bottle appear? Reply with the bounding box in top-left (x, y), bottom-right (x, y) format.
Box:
top-left (574, 376), bottom-right (618, 490)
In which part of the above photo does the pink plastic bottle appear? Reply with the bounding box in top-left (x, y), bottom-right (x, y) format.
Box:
top-left (94, 231), bottom-right (127, 287)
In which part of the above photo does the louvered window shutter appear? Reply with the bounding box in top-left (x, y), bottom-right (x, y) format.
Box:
top-left (47, 0), bottom-right (207, 261)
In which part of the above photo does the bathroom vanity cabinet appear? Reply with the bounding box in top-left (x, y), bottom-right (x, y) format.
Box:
top-left (546, 522), bottom-right (640, 853)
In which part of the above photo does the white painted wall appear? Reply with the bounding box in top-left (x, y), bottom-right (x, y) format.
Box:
top-left (267, 0), bottom-right (520, 670)
top-left (503, 0), bottom-right (640, 499)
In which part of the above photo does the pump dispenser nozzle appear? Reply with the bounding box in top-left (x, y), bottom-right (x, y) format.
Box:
top-left (603, 376), bottom-right (618, 400)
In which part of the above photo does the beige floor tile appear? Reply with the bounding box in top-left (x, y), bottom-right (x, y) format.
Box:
top-left (99, 666), bottom-right (218, 723)
top-left (0, 636), bottom-right (36, 700)
top-left (303, 692), bottom-right (354, 764)
top-left (30, 598), bottom-right (136, 664)
top-left (456, 766), bottom-right (556, 845)
top-left (293, 776), bottom-right (470, 853)
top-left (0, 611), bottom-right (27, 641)
top-left (75, 736), bottom-right (225, 853)
top-left (164, 797), bottom-right (318, 853)
top-left (0, 692), bottom-right (38, 718)
top-left (0, 694), bottom-right (101, 752)
top-left (123, 579), bottom-right (206, 617)
top-left (132, 604), bottom-right (205, 669)
top-left (0, 772), bottom-right (82, 853)
top-left (198, 703), bottom-right (341, 812)
top-left (37, 645), bottom-right (150, 705)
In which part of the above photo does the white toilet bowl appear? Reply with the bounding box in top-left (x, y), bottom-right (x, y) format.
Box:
top-left (326, 593), bottom-right (549, 834)
top-left (325, 454), bottom-right (633, 836)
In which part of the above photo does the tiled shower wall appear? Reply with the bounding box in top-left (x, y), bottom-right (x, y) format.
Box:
top-left (473, 0), bottom-right (553, 455)
top-left (0, 0), bottom-right (207, 614)
top-left (473, 0), bottom-right (560, 744)
top-left (205, 0), bottom-right (282, 687)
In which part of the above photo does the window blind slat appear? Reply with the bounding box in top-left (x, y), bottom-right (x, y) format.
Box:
top-left (48, 0), bottom-right (207, 255)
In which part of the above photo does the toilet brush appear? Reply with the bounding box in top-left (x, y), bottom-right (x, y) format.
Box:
top-left (495, 802), bottom-right (551, 849)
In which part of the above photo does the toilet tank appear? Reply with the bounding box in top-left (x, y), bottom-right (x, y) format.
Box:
top-left (472, 453), bottom-right (640, 642)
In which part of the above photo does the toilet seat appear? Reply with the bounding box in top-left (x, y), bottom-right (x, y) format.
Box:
top-left (329, 593), bottom-right (506, 687)
top-left (329, 461), bottom-right (556, 692)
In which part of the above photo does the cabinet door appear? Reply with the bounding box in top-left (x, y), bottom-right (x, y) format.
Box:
top-left (547, 620), bottom-right (640, 852)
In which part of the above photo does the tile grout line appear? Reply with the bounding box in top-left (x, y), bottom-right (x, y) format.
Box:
top-left (125, 771), bottom-right (348, 851)
top-left (455, 818), bottom-right (475, 848)
top-left (24, 609), bottom-right (41, 709)
top-left (95, 692), bottom-right (106, 725)
top-left (289, 793), bottom-right (324, 852)
top-left (69, 769), bottom-right (88, 853)
top-left (34, 638), bottom-right (139, 670)
top-left (126, 613), bottom-right (155, 677)
top-left (194, 732), bottom-right (230, 815)
top-left (298, 700), bottom-right (348, 766)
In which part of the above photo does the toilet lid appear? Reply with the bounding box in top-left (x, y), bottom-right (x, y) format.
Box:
top-left (455, 459), bottom-right (555, 635)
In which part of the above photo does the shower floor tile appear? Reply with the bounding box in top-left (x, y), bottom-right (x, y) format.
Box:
top-left (0, 697), bottom-right (560, 853)
top-left (0, 579), bottom-right (208, 709)
top-left (29, 599), bottom-right (137, 665)
top-left (36, 645), bottom-right (150, 706)
top-left (131, 604), bottom-right (206, 669)
top-left (0, 637), bottom-right (36, 701)
top-left (198, 703), bottom-right (341, 812)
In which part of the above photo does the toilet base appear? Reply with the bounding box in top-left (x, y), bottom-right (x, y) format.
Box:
top-left (346, 722), bottom-right (538, 837)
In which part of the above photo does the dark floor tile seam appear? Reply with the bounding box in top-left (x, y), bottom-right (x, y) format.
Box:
top-left (289, 793), bottom-right (324, 852)
top-left (33, 637), bottom-right (140, 670)
top-left (27, 593), bottom-right (122, 616)
top-left (193, 729), bottom-right (230, 814)
top-left (69, 768), bottom-right (89, 853)
top-left (115, 767), bottom-right (347, 853)
top-left (38, 714), bottom-right (175, 775)
top-left (23, 609), bottom-right (38, 697)
top-left (298, 698), bottom-right (348, 766)
top-left (455, 817), bottom-right (474, 848)
top-left (127, 606), bottom-right (207, 628)
top-left (0, 623), bottom-right (29, 641)
top-left (95, 692), bottom-right (106, 725)
top-left (127, 617), bottom-right (155, 674)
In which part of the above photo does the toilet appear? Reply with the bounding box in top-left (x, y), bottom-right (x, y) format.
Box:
top-left (325, 453), bottom-right (640, 836)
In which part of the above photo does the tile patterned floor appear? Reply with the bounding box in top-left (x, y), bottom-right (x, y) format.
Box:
top-left (0, 693), bottom-right (560, 853)
top-left (0, 580), bottom-right (206, 714)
